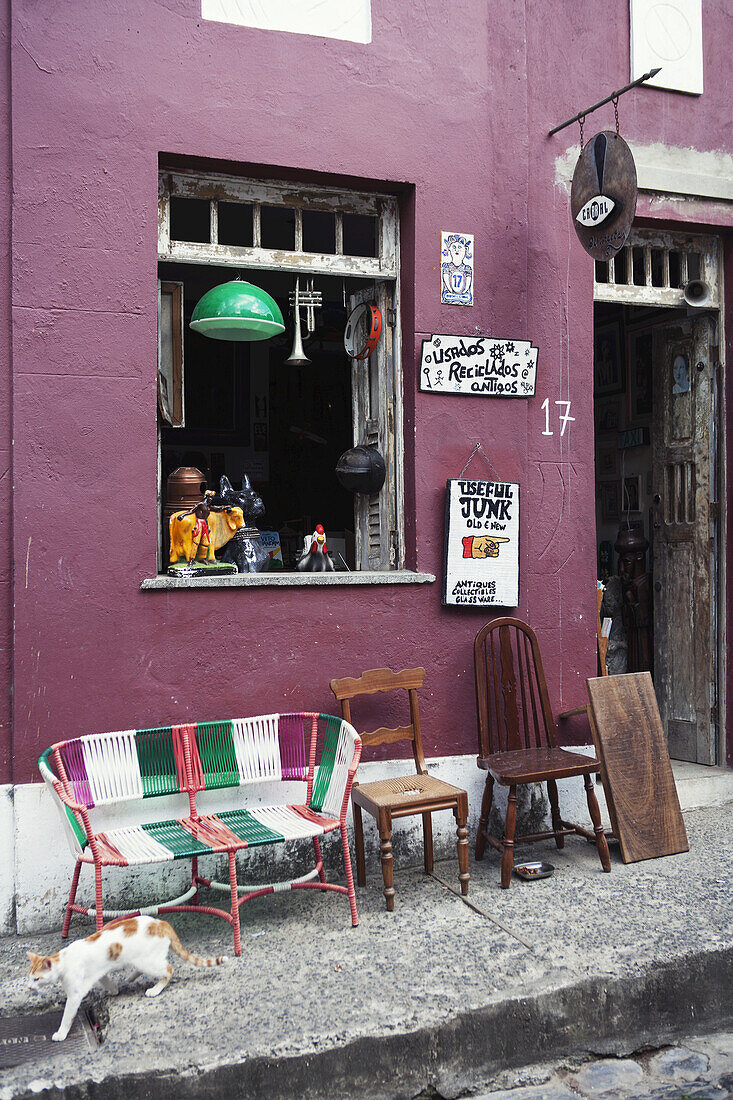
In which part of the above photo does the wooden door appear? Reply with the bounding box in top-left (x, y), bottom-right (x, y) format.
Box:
top-left (349, 283), bottom-right (397, 570)
top-left (652, 316), bottom-right (717, 764)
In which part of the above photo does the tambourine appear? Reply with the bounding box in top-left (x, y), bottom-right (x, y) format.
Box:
top-left (344, 303), bottom-right (382, 360)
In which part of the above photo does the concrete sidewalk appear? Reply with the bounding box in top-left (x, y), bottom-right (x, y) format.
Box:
top-left (1, 804), bottom-right (731, 1100)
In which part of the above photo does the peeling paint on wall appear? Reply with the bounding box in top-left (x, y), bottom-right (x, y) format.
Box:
top-left (555, 141), bottom-right (733, 202)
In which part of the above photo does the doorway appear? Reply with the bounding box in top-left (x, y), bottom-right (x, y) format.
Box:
top-left (593, 230), bottom-right (723, 765)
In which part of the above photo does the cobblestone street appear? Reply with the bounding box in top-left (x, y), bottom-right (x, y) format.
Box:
top-left (473, 1030), bottom-right (732, 1099)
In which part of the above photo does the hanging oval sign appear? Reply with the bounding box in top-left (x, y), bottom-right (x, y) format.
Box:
top-left (571, 131), bottom-right (637, 261)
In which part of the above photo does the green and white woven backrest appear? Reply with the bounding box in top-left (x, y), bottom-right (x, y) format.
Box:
top-left (308, 714), bottom-right (361, 819)
top-left (45, 727), bottom-right (184, 806)
top-left (190, 714), bottom-right (360, 812)
top-left (38, 748), bottom-right (89, 856)
top-left (192, 714), bottom-right (307, 789)
top-left (39, 726), bottom-right (186, 855)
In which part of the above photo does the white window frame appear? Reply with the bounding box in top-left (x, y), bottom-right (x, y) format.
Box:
top-left (156, 169), bottom-right (406, 578)
top-left (158, 171), bottom-right (398, 280)
top-left (593, 229), bottom-right (721, 308)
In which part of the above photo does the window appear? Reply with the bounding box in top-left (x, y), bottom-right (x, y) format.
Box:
top-left (157, 170), bottom-right (404, 576)
top-left (593, 229), bottom-right (721, 308)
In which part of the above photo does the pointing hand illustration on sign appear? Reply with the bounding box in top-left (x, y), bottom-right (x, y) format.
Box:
top-left (462, 535), bottom-right (510, 559)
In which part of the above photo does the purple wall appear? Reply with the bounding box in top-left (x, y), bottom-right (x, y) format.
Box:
top-left (0, 0), bottom-right (10, 784)
top-left (4, 0), bottom-right (732, 782)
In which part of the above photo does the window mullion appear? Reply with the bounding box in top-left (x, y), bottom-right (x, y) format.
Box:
top-left (158, 176), bottom-right (171, 255)
top-left (379, 199), bottom-right (397, 277)
top-left (253, 202), bottom-right (262, 248)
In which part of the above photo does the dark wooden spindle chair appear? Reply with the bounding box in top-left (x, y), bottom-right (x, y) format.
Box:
top-left (330, 667), bottom-right (469, 911)
top-left (474, 618), bottom-right (611, 887)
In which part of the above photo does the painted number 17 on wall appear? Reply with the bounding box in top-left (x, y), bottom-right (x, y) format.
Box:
top-left (541, 398), bottom-right (575, 437)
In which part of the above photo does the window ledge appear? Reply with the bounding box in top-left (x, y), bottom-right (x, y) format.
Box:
top-left (141, 570), bottom-right (436, 591)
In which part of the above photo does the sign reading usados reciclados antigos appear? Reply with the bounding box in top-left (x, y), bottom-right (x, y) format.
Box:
top-left (420, 334), bottom-right (538, 398)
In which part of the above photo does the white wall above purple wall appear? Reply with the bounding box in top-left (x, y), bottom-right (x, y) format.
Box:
top-left (630, 0), bottom-right (703, 95)
top-left (201, 0), bottom-right (372, 43)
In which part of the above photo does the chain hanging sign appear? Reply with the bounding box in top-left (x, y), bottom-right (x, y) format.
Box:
top-left (552, 68), bottom-right (657, 261)
top-left (443, 476), bottom-right (520, 607)
top-left (420, 335), bottom-right (538, 397)
top-left (571, 130), bottom-right (637, 261)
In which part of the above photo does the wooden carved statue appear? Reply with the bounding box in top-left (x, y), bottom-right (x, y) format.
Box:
top-left (615, 524), bottom-right (653, 676)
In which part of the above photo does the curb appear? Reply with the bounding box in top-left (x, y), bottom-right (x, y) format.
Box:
top-left (8, 946), bottom-right (733, 1100)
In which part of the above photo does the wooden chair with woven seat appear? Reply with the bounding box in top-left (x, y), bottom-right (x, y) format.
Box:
top-left (474, 618), bottom-right (611, 887)
top-left (330, 667), bottom-right (469, 911)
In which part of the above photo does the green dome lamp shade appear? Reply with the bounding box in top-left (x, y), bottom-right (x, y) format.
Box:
top-left (189, 280), bottom-right (285, 342)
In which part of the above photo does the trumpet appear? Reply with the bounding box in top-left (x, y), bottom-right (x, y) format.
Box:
top-left (285, 277), bottom-right (322, 366)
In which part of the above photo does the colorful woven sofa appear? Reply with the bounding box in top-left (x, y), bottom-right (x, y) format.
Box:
top-left (38, 713), bottom-right (361, 955)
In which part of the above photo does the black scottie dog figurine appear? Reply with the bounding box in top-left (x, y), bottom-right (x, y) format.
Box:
top-left (213, 475), bottom-right (269, 574)
top-left (208, 475), bottom-right (265, 521)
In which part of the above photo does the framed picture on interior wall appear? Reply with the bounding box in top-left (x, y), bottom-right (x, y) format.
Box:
top-left (600, 481), bottom-right (620, 522)
top-left (622, 474), bottom-right (642, 514)
top-left (597, 443), bottom-right (618, 477)
top-left (594, 322), bottom-right (624, 396)
top-left (596, 397), bottom-right (621, 434)
top-left (627, 329), bottom-right (653, 420)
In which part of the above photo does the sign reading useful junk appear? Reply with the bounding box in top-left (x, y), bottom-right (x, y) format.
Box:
top-left (420, 335), bottom-right (538, 397)
top-left (443, 479), bottom-right (520, 607)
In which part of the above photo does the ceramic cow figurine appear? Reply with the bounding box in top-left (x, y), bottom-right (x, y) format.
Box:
top-left (169, 499), bottom-right (244, 564)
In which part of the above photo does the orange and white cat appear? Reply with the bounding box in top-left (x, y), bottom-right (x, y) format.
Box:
top-left (27, 915), bottom-right (227, 1041)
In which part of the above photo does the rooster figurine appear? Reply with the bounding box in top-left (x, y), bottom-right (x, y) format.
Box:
top-left (295, 524), bottom-right (336, 572)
